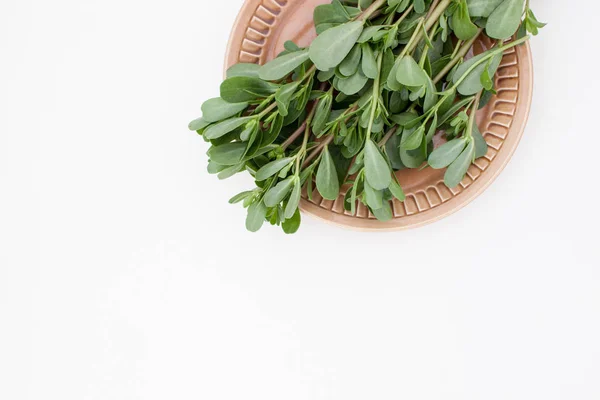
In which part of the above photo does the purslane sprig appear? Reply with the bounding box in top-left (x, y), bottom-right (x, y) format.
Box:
top-left (189, 0), bottom-right (544, 233)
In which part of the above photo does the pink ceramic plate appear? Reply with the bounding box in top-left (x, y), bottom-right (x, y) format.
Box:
top-left (224, 0), bottom-right (533, 231)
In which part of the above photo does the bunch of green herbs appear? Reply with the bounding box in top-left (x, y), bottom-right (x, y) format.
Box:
top-left (189, 0), bottom-right (544, 233)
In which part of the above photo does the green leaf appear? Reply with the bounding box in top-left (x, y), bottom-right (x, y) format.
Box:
top-left (246, 200), bottom-right (267, 232)
top-left (358, 26), bottom-right (384, 43)
top-left (486, 0), bottom-right (526, 40)
top-left (438, 96), bottom-right (473, 126)
top-left (453, 51), bottom-right (502, 95)
top-left (452, 0), bottom-right (479, 40)
top-left (264, 177), bottom-right (295, 207)
top-left (255, 157), bottom-right (294, 181)
top-left (338, 44), bottom-right (362, 77)
top-left (316, 146), bottom-right (340, 200)
top-left (467, 0), bottom-right (503, 17)
top-left (207, 142), bottom-right (247, 165)
top-left (400, 139), bottom-right (427, 168)
top-left (426, 114), bottom-right (439, 142)
top-left (207, 160), bottom-right (226, 174)
top-left (258, 49), bottom-right (310, 81)
top-left (226, 63), bottom-right (260, 78)
top-left (285, 178), bottom-right (302, 219)
top-left (364, 139), bottom-right (392, 190)
top-left (363, 179), bottom-right (383, 210)
top-left (480, 59), bottom-right (494, 91)
top-left (396, 55), bottom-right (429, 87)
top-left (385, 133), bottom-right (404, 170)
top-left (201, 97), bottom-right (249, 123)
top-left (188, 117), bottom-right (210, 132)
top-left (390, 111), bottom-right (421, 128)
top-left (361, 43), bottom-right (378, 79)
top-left (204, 116), bottom-right (252, 140)
top-left (275, 82), bottom-right (299, 117)
top-left (220, 76), bottom-right (278, 103)
top-left (389, 179), bottom-right (406, 202)
top-left (428, 138), bottom-right (468, 169)
top-left (229, 191), bottom-right (254, 204)
top-left (472, 123), bottom-right (488, 158)
top-left (337, 70), bottom-right (369, 95)
top-left (309, 21), bottom-right (364, 71)
top-left (414, 0), bottom-right (426, 13)
top-left (217, 164), bottom-right (244, 180)
top-left (371, 201), bottom-right (393, 221)
top-left (444, 140), bottom-right (475, 187)
top-left (314, 3), bottom-right (350, 27)
top-left (423, 77), bottom-right (438, 113)
top-left (401, 126), bottom-right (425, 151)
top-left (282, 208), bottom-right (301, 234)
top-left (312, 96), bottom-right (333, 136)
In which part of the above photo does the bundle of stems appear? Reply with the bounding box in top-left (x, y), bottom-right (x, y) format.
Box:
top-left (189, 0), bottom-right (545, 233)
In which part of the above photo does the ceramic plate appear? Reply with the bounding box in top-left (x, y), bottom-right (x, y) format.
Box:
top-left (224, 0), bottom-right (533, 231)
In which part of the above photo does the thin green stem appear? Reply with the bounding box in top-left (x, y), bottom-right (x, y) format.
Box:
top-left (393, 5), bottom-right (414, 27)
top-left (466, 91), bottom-right (482, 139)
top-left (406, 0), bottom-right (452, 54)
top-left (358, 0), bottom-right (388, 22)
top-left (366, 53), bottom-right (384, 141)
top-left (451, 39), bottom-right (463, 59)
top-left (433, 28), bottom-right (482, 84)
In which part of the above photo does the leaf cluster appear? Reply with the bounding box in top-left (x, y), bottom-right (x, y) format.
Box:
top-left (189, 0), bottom-right (545, 233)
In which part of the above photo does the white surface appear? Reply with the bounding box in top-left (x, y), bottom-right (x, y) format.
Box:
top-left (0, 1), bottom-right (598, 399)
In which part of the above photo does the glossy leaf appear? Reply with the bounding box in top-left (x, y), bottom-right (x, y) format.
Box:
top-left (259, 49), bottom-right (310, 81)
top-left (309, 21), bottom-right (364, 71)
top-left (204, 116), bottom-right (253, 140)
top-left (444, 140), bottom-right (475, 187)
top-left (264, 177), bottom-right (295, 207)
top-left (486, 0), bottom-right (526, 40)
top-left (246, 201), bottom-right (267, 232)
top-left (316, 146), bottom-right (340, 200)
top-left (255, 157), bottom-right (294, 181)
top-left (428, 138), bottom-right (468, 169)
top-left (364, 139), bottom-right (392, 190)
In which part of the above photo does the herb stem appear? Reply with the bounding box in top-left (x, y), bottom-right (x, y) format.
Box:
top-left (303, 136), bottom-right (333, 168)
top-left (393, 5), bottom-right (414, 27)
top-left (366, 52), bottom-right (384, 141)
top-left (358, 0), bottom-right (388, 22)
top-left (378, 126), bottom-right (398, 148)
top-left (406, 0), bottom-right (452, 54)
top-left (281, 121), bottom-right (307, 150)
top-left (258, 101), bottom-right (278, 119)
top-left (295, 106), bottom-right (317, 175)
top-left (466, 91), bottom-right (482, 139)
top-left (433, 28), bottom-right (482, 84)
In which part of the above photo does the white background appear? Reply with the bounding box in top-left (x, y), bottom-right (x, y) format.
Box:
top-left (1, 1), bottom-right (598, 399)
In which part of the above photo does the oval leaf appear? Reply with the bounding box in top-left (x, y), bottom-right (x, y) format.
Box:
top-left (201, 97), bottom-right (249, 123)
top-left (309, 21), bottom-right (364, 71)
top-left (207, 142), bottom-right (247, 165)
top-left (204, 116), bottom-right (252, 140)
top-left (282, 208), bottom-right (301, 234)
top-left (258, 49), bottom-right (310, 81)
top-left (396, 55), bottom-right (428, 87)
top-left (220, 76), bottom-right (278, 103)
top-left (486, 0), bottom-right (525, 40)
top-left (255, 157), bottom-right (294, 182)
top-left (428, 138), bottom-right (468, 169)
top-left (444, 140), bottom-right (475, 188)
top-left (364, 139), bottom-right (392, 190)
top-left (264, 177), bottom-right (295, 207)
top-left (246, 201), bottom-right (267, 232)
top-left (284, 178), bottom-right (301, 219)
top-left (316, 146), bottom-right (340, 200)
